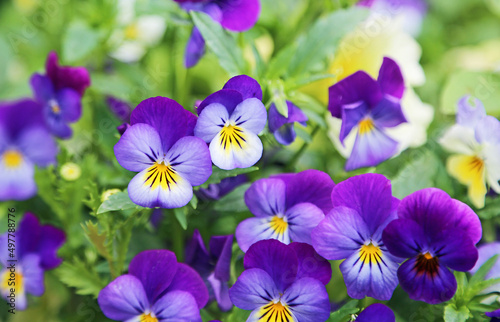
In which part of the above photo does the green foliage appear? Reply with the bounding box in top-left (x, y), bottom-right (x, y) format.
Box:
top-left (327, 300), bottom-right (359, 321)
top-left (199, 166), bottom-right (259, 188)
top-left (62, 21), bottom-right (100, 63)
top-left (56, 258), bottom-right (107, 297)
top-left (97, 190), bottom-right (143, 214)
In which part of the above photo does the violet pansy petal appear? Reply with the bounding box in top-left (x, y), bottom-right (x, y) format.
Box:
top-left (267, 103), bottom-right (286, 132)
top-left (17, 213), bottom-right (40, 258)
top-left (17, 126), bottom-right (57, 167)
top-left (398, 257), bottom-right (457, 304)
top-left (281, 277), bottom-right (331, 322)
top-left (449, 198), bottom-right (482, 244)
top-left (339, 101), bottom-right (369, 143)
top-left (166, 136), bottom-right (212, 186)
top-left (288, 242), bottom-right (332, 285)
top-left (228, 268), bottom-right (280, 310)
top-left (197, 89), bottom-right (243, 116)
top-left (371, 97), bottom-right (407, 128)
top-left (434, 232), bottom-right (478, 272)
top-left (229, 98), bottom-right (267, 134)
top-left (456, 95), bottom-right (486, 128)
top-left (128, 250), bottom-right (178, 304)
top-left (377, 57), bottom-right (405, 99)
top-left (475, 115), bottom-right (500, 146)
top-left (286, 202), bottom-right (324, 245)
top-left (37, 224), bottom-right (65, 270)
top-left (30, 74), bottom-right (55, 103)
top-left (207, 273), bottom-right (233, 311)
top-left (311, 207), bottom-right (370, 260)
top-left (210, 235), bottom-right (233, 282)
top-left (0, 99), bottom-right (46, 140)
top-left (114, 123), bottom-right (162, 172)
top-left (236, 217), bottom-right (290, 253)
top-left (382, 219), bottom-right (426, 259)
top-left (130, 97), bottom-right (197, 152)
top-left (45, 115), bottom-right (72, 139)
top-left (219, 0), bottom-right (260, 32)
top-left (223, 75), bottom-right (262, 100)
top-left (56, 88), bottom-right (82, 122)
top-left (153, 290), bottom-right (202, 322)
top-left (274, 123), bottom-right (297, 145)
top-left (194, 103), bottom-right (229, 143)
top-left (166, 263), bottom-right (209, 309)
top-left (45, 51), bottom-right (90, 95)
top-left (244, 178), bottom-right (286, 218)
top-left (185, 27), bottom-right (206, 68)
top-left (97, 275), bottom-right (148, 321)
top-left (356, 303), bottom-right (395, 322)
top-left (243, 239), bottom-right (298, 292)
top-left (185, 229), bottom-right (211, 278)
top-left (21, 254), bottom-right (45, 297)
top-left (107, 96), bottom-right (132, 122)
top-left (0, 158), bottom-right (36, 201)
top-left (345, 126), bottom-right (398, 171)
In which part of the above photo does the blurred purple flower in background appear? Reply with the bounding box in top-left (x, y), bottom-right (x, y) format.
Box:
top-left (106, 96), bottom-right (133, 136)
top-left (0, 213), bottom-right (65, 310)
top-left (185, 230), bottom-right (233, 311)
top-left (229, 239), bottom-right (332, 322)
top-left (98, 249), bottom-right (208, 321)
top-left (196, 174), bottom-right (248, 200)
top-left (173, 0), bottom-right (261, 67)
top-left (30, 51), bottom-right (90, 139)
top-left (268, 101), bottom-right (308, 145)
top-left (0, 99), bottom-right (57, 201)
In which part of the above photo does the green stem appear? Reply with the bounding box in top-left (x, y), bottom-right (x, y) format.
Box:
top-left (172, 213), bottom-right (185, 262)
top-left (286, 125), bottom-right (320, 171)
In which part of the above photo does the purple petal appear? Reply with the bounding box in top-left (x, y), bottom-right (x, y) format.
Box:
top-left (339, 101), bottom-right (369, 143)
top-left (229, 98), bottom-right (267, 134)
top-left (45, 51), bottom-right (90, 96)
top-left (268, 101), bottom-right (308, 132)
top-left (236, 217), bottom-right (290, 253)
top-left (243, 239), bottom-right (299, 292)
top-left (228, 268), bottom-right (280, 310)
top-left (371, 97), bottom-right (407, 128)
top-left (165, 263), bottom-right (209, 309)
top-left (328, 71), bottom-right (382, 118)
top-left (56, 88), bottom-right (82, 122)
top-left (185, 27), bottom-right (206, 68)
top-left (197, 89), bottom-right (243, 116)
top-left (44, 112), bottom-right (72, 138)
top-left (17, 213), bottom-right (41, 259)
top-left (207, 273), bottom-right (233, 311)
top-left (356, 303), bottom-right (395, 322)
top-left (30, 74), bottom-right (55, 103)
top-left (153, 290), bottom-right (202, 322)
top-left (273, 123), bottom-right (297, 145)
top-left (475, 115), bottom-right (500, 145)
top-left (286, 202), bottom-right (324, 245)
top-left (218, 0), bottom-right (260, 32)
top-left (0, 99), bottom-right (47, 142)
top-left (281, 278), bottom-right (331, 322)
top-left (21, 254), bottom-right (45, 297)
top-left (470, 242), bottom-right (500, 280)
top-left (244, 178), bottom-right (286, 218)
top-left (456, 95), bottom-right (486, 128)
top-left (194, 103), bottom-right (229, 142)
top-left (223, 75), bottom-right (262, 100)
top-left (131, 97), bottom-right (197, 152)
top-left (486, 309), bottom-right (500, 318)
top-left (117, 123), bottom-right (130, 136)
top-left (210, 234), bottom-right (233, 282)
top-left (97, 275), bottom-right (148, 321)
top-left (382, 219), bottom-right (426, 258)
top-left (288, 242), bottom-right (332, 285)
top-left (0, 159), bottom-right (36, 201)
top-left (114, 123), bottom-right (163, 172)
top-left (185, 229), bottom-right (211, 278)
top-left (106, 96), bottom-right (132, 122)
top-left (17, 126), bottom-right (57, 167)
top-left (167, 136), bottom-right (212, 186)
top-left (377, 57), bottom-right (405, 99)
top-left (311, 207), bottom-right (369, 260)
top-left (435, 231), bottom-right (478, 272)
top-left (128, 250), bottom-right (178, 304)
top-left (398, 256), bottom-right (457, 304)
top-left (36, 223), bottom-right (65, 270)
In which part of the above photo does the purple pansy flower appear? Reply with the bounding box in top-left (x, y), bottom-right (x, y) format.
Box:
top-left (98, 249), bottom-right (208, 322)
top-left (185, 230), bottom-right (233, 311)
top-left (107, 96), bottom-right (133, 136)
top-left (236, 169), bottom-right (335, 252)
top-left (328, 57), bottom-right (407, 171)
top-left (114, 97), bottom-right (212, 208)
top-left (196, 174), bottom-right (248, 200)
top-left (312, 174), bottom-right (401, 300)
top-left (174, 0), bottom-right (260, 67)
top-left (383, 188), bottom-right (482, 304)
top-left (0, 99), bottom-right (57, 201)
top-left (30, 51), bottom-right (90, 139)
top-left (229, 239), bottom-right (332, 322)
top-left (0, 213), bottom-right (65, 310)
top-left (194, 75), bottom-right (267, 170)
top-left (268, 101), bottom-right (308, 145)
top-left (356, 303), bottom-right (395, 322)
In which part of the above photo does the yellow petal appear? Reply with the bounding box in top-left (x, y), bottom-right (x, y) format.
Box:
top-left (447, 154), bottom-right (486, 208)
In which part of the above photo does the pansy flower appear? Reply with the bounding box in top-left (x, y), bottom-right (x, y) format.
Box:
top-left (30, 51), bottom-right (90, 139)
top-left (229, 239), bottom-right (332, 322)
top-left (312, 174), bottom-right (401, 300)
top-left (268, 101), bottom-right (308, 145)
top-left (356, 303), bottom-right (395, 322)
top-left (0, 99), bottom-right (57, 201)
top-left (439, 96), bottom-right (500, 208)
top-left (0, 213), bottom-right (65, 310)
top-left (173, 0), bottom-right (260, 67)
top-left (328, 57), bottom-right (408, 171)
top-left (185, 229), bottom-right (233, 311)
top-left (236, 169), bottom-right (335, 252)
top-left (114, 97), bottom-right (212, 208)
top-left (196, 174), bottom-right (248, 200)
top-left (383, 188), bottom-right (482, 304)
top-left (98, 249), bottom-right (208, 321)
top-left (107, 96), bottom-right (133, 135)
top-left (194, 75), bottom-right (267, 170)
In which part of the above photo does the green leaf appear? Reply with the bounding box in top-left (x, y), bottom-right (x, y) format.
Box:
top-left (469, 255), bottom-right (498, 287)
top-left (62, 21), bottom-right (100, 63)
top-left (214, 183), bottom-right (252, 212)
top-left (199, 166), bottom-right (259, 188)
top-left (440, 71), bottom-right (500, 116)
top-left (56, 258), bottom-right (106, 297)
top-left (287, 8), bottom-right (368, 77)
top-left (266, 44), bottom-right (296, 79)
top-left (82, 221), bottom-right (110, 259)
top-left (191, 11), bottom-right (246, 75)
top-left (444, 304), bottom-right (470, 322)
top-left (268, 79), bottom-right (288, 117)
top-left (97, 190), bottom-right (142, 214)
top-left (327, 300), bottom-right (359, 322)
top-left (174, 208), bottom-right (188, 230)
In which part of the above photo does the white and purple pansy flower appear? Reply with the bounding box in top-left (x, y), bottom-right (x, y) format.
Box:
top-left (194, 75), bottom-right (267, 170)
top-left (328, 57), bottom-right (407, 171)
top-left (98, 249), bottom-right (208, 322)
top-left (30, 51), bottom-right (90, 139)
top-left (0, 213), bottom-right (65, 310)
top-left (229, 239), bottom-right (332, 322)
top-left (114, 96), bottom-right (212, 208)
top-left (268, 101), bottom-right (308, 145)
top-left (173, 0), bottom-right (260, 68)
top-left (312, 174), bottom-right (402, 300)
top-left (0, 99), bottom-right (57, 201)
top-left (383, 188), bottom-right (482, 304)
top-left (236, 169), bottom-right (335, 252)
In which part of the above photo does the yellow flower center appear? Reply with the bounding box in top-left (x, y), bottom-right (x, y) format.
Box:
top-left (124, 23), bottom-right (139, 40)
top-left (358, 118), bottom-right (375, 135)
top-left (2, 150), bottom-right (23, 169)
top-left (359, 243), bottom-right (382, 265)
top-left (219, 124), bottom-right (247, 151)
top-left (269, 216), bottom-right (288, 236)
top-left (51, 103), bottom-right (61, 114)
top-left (1, 270), bottom-right (23, 295)
top-left (144, 161), bottom-right (181, 191)
top-left (258, 301), bottom-right (293, 322)
top-left (139, 312), bottom-right (158, 322)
